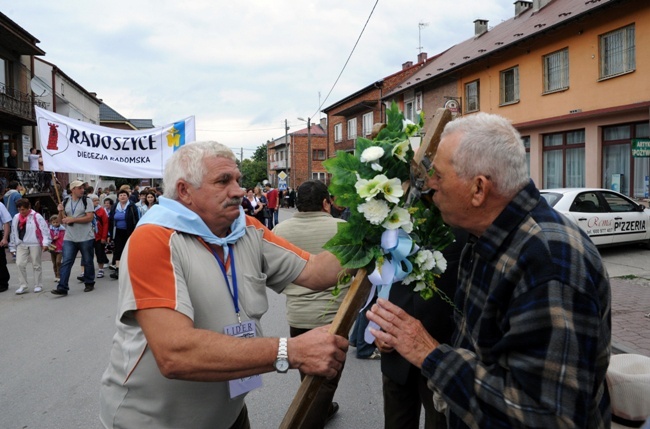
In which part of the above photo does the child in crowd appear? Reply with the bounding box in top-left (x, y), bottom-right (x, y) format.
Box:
top-left (49, 214), bottom-right (65, 282)
top-left (91, 194), bottom-right (109, 278)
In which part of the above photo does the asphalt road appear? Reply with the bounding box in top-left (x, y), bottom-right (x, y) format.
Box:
top-left (0, 208), bottom-right (648, 428)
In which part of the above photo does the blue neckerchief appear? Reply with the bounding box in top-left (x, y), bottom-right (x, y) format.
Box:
top-left (137, 196), bottom-right (246, 259)
top-left (115, 201), bottom-right (130, 213)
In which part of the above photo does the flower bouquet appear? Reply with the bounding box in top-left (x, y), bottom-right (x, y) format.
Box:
top-left (324, 101), bottom-right (455, 302)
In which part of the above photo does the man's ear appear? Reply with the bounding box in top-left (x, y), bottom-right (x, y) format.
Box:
top-left (176, 180), bottom-right (192, 205)
top-left (470, 176), bottom-right (491, 207)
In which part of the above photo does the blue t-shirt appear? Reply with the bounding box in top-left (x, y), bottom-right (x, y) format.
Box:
top-left (114, 210), bottom-right (127, 230)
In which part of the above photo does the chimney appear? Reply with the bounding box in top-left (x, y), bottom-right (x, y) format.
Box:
top-left (417, 52), bottom-right (428, 63)
top-left (514, 0), bottom-right (532, 15)
top-left (474, 19), bottom-right (488, 36)
top-left (532, 0), bottom-right (551, 11)
top-left (402, 61), bottom-right (414, 70)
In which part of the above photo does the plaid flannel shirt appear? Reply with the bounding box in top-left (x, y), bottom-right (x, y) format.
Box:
top-left (422, 181), bottom-right (611, 429)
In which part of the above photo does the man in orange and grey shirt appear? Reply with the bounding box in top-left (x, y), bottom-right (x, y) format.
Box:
top-left (99, 141), bottom-right (348, 429)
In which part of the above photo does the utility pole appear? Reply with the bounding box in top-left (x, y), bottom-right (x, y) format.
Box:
top-left (307, 117), bottom-right (312, 181)
top-left (285, 119), bottom-right (290, 188)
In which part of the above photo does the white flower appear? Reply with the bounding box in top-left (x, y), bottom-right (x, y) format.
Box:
top-left (402, 119), bottom-right (419, 137)
top-left (413, 281), bottom-right (426, 292)
top-left (355, 174), bottom-right (386, 200)
top-left (370, 162), bottom-right (383, 171)
top-left (379, 177), bottom-right (404, 204)
top-left (415, 249), bottom-right (436, 271)
top-left (392, 139), bottom-right (410, 163)
top-left (360, 146), bottom-right (384, 163)
top-left (433, 250), bottom-right (447, 273)
top-left (358, 199), bottom-right (390, 225)
top-left (382, 206), bottom-right (412, 232)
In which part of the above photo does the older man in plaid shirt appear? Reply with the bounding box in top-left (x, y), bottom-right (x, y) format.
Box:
top-left (368, 113), bottom-right (611, 429)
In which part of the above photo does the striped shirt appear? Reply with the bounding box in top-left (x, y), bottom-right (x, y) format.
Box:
top-left (422, 181), bottom-right (611, 429)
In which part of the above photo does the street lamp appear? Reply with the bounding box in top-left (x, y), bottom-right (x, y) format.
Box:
top-left (297, 117), bottom-right (312, 181)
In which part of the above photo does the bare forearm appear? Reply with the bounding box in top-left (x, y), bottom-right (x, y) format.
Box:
top-left (293, 251), bottom-right (345, 290)
top-left (156, 331), bottom-right (279, 381)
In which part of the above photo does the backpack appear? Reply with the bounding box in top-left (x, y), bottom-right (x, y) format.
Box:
top-left (63, 196), bottom-right (97, 233)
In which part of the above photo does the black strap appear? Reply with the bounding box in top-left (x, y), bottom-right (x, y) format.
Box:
top-left (612, 414), bottom-right (645, 428)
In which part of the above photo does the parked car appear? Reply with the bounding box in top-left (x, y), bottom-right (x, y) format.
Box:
top-left (540, 188), bottom-right (650, 248)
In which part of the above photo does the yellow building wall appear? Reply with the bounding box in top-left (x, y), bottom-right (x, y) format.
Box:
top-left (455, 1), bottom-right (650, 192)
top-left (460, 3), bottom-right (650, 121)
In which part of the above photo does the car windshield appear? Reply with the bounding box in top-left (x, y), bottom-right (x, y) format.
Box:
top-left (540, 192), bottom-right (563, 207)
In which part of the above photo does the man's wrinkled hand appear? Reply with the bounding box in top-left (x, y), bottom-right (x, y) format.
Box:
top-left (288, 325), bottom-right (348, 379)
top-left (367, 298), bottom-right (439, 369)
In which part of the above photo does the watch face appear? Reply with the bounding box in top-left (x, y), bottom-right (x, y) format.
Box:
top-left (275, 358), bottom-right (290, 372)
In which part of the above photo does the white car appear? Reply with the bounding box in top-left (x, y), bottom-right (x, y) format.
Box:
top-left (540, 188), bottom-right (650, 248)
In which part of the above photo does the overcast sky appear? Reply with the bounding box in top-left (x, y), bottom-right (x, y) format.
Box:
top-left (3, 0), bottom-right (514, 157)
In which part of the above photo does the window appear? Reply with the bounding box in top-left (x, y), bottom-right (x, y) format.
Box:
top-left (600, 24), bottom-right (635, 79)
top-left (415, 92), bottom-right (423, 112)
top-left (362, 112), bottom-right (373, 136)
top-left (602, 122), bottom-right (649, 197)
top-left (465, 80), bottom-right (480, 112)
top-left (312, 172), bottom-right (326, 181)
top-left (313, 149), bottom-right (326, 160)
top-left (543, 48), bottom-right (569, 93)
top-left (543, 130), bottom-right (585, 188)
top-left (521, 136), bottom-right (530, 177)
top-left (404, 99), bottom-right (415, 122)
top-left (347, 118), bottom-right (357, 140)
top-left (334, 123), bottom-right (342, 143)
top-left (500, 66), bottom-right (519, 105)
top-left (0, 58), bottom-right (6, 88)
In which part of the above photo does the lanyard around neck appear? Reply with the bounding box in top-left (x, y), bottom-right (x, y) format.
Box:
top-left (211, 245), bottom-right (240, 322)
top-left (70, 198), bottom-right (81, 215)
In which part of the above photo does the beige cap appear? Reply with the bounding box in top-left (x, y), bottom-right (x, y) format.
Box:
top-left (69, 180), bottom-right (84, 189)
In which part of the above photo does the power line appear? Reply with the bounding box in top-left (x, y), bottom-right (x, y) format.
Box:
top-left (312, 0), bottom-right (379, 118)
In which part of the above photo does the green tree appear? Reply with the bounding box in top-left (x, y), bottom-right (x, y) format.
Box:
top-left (252, 145), bottom-right (267, 162)
top-left (240, 159), bottom-right (268, 190)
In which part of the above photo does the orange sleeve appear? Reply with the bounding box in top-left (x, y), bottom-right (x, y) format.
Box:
top-left (245, 215), bottom-right (310, 261)
top-left (128, 224), bottom-right (179, 310)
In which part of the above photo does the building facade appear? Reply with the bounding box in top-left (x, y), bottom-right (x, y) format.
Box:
top-left (267, 119), bottom-right (327, 188)
top-left (323, 53), bottom-right (432, 160)
top-left (383, 0), bottom-right (650, 199)
top-left (0, 11), bottom-right (45, 169)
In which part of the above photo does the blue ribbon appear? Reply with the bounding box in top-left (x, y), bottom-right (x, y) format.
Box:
top-left (364, 229), bottom-right (417, 344)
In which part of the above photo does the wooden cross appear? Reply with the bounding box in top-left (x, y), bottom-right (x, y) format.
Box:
top-left (279, 108), bottom-right (453, 429)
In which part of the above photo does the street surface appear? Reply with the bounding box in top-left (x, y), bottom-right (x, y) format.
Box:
top-left (0, 207), bottom-right (648, 428)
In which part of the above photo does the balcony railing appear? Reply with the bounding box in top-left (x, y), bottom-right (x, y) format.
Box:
top-left (270, 159), bottom-right (288, 170)
top-left (0, 82), bottom-right (47, 122)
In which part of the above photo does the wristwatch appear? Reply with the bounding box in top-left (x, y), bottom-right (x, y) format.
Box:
top-left (273, 337), bottom-right (289, 373)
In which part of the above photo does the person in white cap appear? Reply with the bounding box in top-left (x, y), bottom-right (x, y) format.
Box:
top-left (51, 180), bottom-right (95, 296)
top-left (608, 354), bottom-right (650, 428)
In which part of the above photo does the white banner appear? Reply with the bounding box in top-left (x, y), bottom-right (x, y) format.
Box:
top-left (36, 106), bottom-right (196, 178)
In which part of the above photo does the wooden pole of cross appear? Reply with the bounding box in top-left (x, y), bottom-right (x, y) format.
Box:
top-left (279, 108), bottom-right (453, 429)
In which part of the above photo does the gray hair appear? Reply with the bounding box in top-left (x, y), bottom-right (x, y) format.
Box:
top-left (441, 113), bottom-right (529, 198)
top-left (163, 141), bottom-right (237, 200)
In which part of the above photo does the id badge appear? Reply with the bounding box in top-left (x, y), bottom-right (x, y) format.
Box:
top-left (224, 320), bottom-right (263, 398)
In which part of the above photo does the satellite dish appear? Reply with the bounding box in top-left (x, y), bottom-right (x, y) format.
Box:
top-left (30, 77), bottom-right (51, 97)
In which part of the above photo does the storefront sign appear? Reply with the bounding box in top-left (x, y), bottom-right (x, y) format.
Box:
top-left (632, 138), bottom-right (650, 157)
